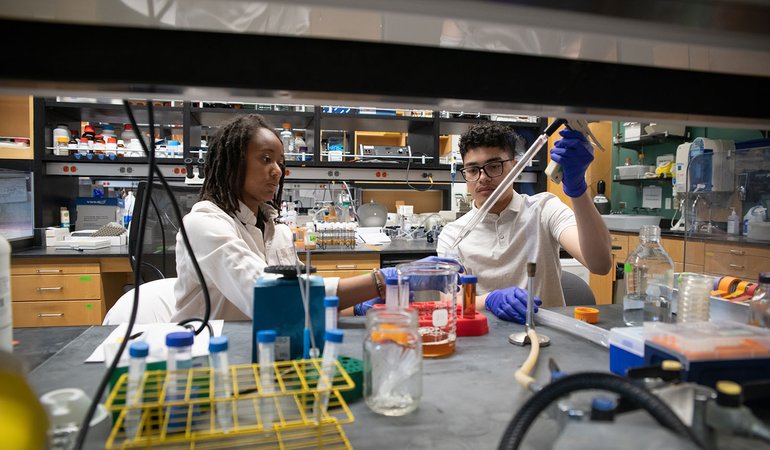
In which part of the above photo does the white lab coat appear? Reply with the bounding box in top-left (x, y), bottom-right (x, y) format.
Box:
top-left (172, 200), bottom-right (338, 321)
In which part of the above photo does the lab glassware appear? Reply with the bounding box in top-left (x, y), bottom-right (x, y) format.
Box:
top-left (676, 273), bottom-right (712, 323)
top-left (124, 341), bottom-right (149, 439)
top-left (749, 272), bottom-right (770, 328)
top-left (208, 336), bottom-right (232, 432)
top-left (364, 308), bottom-right (422, 416)
top-left (165, 331), bottom-right (194, 432)
top-left (257, 330), bottom-right (277, 429)
top-left (623, 225), bottom-right (675, 326)
top-left (324, 296), bottom-right (339, 330)
top-left (314, 329), bottom-right (344, 418)
top-left (397, 261), bottom-right (460, 357)
top-left (385, 274), bottom-right (399, 310)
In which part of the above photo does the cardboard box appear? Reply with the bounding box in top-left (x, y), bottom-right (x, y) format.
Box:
top-left (75, 197), bottom-right (123, 231)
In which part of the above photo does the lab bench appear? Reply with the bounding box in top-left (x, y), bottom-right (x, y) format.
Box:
top-left (16, 304), bottom-right (760, 449)
top-left (10, 246), bottom-right (133, 327)
top-left (590, 231), bottom-right (770, 305)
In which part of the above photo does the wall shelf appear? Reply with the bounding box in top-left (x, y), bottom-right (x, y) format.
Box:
top-left (613, 131), bottom-right (688, 150)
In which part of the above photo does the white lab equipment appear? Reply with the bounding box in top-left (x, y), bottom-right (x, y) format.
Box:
top-left (257, 330), bottom-right (276, 429)
top-left (450, 119), bottom-right (566, 249)
top-left (208, 336), bottom-right (232, 432)
top-left (324, 296), bottom-right (339, 330)
top-left (673, 138), bottom-right (735, 193)
top-left (124, 341), bottom-right (149, 439)
top-left (314, 330), bottom-right (343, 418)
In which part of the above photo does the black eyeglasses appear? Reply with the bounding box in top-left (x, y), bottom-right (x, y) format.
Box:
top-left (459, 159), bottom-right (514, 182)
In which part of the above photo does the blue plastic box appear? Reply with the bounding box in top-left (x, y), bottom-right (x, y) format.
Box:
top-left (608, 326), bottom-right (646, 376)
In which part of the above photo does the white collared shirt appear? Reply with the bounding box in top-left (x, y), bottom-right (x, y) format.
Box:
top-left (172, 200), bottom-right (339, 321)
top-left (437, 191), bottom-right (576, 307)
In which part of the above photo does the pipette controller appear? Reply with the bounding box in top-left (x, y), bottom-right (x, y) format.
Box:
top-left (449, 118), bottom-right (567, 249)
top-left (544, 118), bottom-right (607, 184)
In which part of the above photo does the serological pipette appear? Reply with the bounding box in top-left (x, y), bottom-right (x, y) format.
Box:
top-left (449, 118), bottom-right (567, 249)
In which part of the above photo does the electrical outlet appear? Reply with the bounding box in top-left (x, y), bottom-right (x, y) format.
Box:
top-left (665, 198), bottom-right (672, 209)
top-left (619, 202), bottom-right (627, 209)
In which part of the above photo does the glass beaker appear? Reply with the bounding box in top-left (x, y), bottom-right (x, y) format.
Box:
top-left (397, 261), bottom-right (460, 358)
top-left (364, 309), bottom-right (422, 416)
top-left (676, 272), bottom-right (712, 323)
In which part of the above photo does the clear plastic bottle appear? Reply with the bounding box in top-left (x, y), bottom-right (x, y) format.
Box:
top-left (749, 272), bottom-right (770, 328)
top-left (257, 330), bottom-right (276, 429)
top-left (676, 272), bottom-right (712, 323)
top-left (294, 132), bottom-right (308, 161)
top-left (125, 341), bottom-right (149, 439)
top-left (208, 336), bottom-right (232, 432)
top-left (279, 123), bottom-right (295, 159)
top-left (364, 309), bottom-right (421, 416)
top-left (165, 331), bottom-right (194, 432)
top-left (623, 225), bottom-right (675, 326)
top-left (727, 207), bottom-right (740, 235)
top-left (314, 330), bottom-right (343, 418)
top-left (385, 274), bottom-right (399, 310)
top-left (324, 296), bottom-right (339, 330)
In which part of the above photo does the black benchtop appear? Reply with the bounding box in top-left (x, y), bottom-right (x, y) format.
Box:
top-left (12, 245), bottom-right (131, 258)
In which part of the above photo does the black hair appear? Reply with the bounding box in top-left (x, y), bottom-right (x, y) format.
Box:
top-left (458, 122), bottom-right (522, 160)
top-left (200, 114), bottom-right (285, 219)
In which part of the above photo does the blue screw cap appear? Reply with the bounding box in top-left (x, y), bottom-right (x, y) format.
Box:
top-left (460, 275), bottom-right (478, 284)
top-left (324, 296), bottom-right (339, 307)
top-left (591, 396), bottom-right (617, 411)
top-left (166, 331), bottom-right (194, 348)
top-left (129, 341), bottom-right (149, 358)
top-left (384, 275), bottom-right (398, 285)
top-left (209, 336), bottom-right (228, 353)
top-left (257, 330), bottom-right (277, 343)
top-left (325, 329), bottom-right (344, 344)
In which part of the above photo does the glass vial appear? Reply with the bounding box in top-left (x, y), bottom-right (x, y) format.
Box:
top-left (676, 273), bottom-right (712, 323)
top-left (364, 309), bottom-right (422, 416)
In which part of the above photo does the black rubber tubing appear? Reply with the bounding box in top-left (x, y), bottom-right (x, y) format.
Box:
top-left (498, 372), bottom-right (705, 450)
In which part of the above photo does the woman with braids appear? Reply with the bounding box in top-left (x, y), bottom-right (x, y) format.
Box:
top-left (172, 114), bottom-right (441, 321)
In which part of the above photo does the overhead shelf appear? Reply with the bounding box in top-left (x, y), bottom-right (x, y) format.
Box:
top-left (613, 131), bottom-right (688, 150)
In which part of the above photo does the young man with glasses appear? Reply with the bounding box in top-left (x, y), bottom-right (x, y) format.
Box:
top-left (437, 122), bottom-right (611, 323)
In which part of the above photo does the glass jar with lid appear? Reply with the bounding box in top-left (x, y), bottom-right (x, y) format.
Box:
top-left (364, 309), bottom-right (422, 416)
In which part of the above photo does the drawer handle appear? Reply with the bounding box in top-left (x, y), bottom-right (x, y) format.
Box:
top-left (37, 313), bottom-right (64, 318)
top-left (729, 249), bottom-right (746, 255)
top-left (729, 264), bottom-right (745, 270)
top-left (37, 287), bottom-right (63, 291)
top-left (335, 265), bottom-right (357, 269)
top-left (36, 269), bottom-right (62, 273)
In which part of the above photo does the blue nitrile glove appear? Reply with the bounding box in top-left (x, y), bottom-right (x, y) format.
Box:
top-left (550, 129), bottom-right (594, 198)
top-left (414, 256), bottom-right (465, 274)
top-left (354, 297), bottom-right (382, 316)
top-left (484, 286), bottom-right (542, 324)
top-left (353, 267), bottom-right (398, 316)
top-left (408, 255), bottom-right (464, 293)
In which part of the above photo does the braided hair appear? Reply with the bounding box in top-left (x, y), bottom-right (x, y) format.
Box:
top-left (200, 114), bottom-right (285, 219)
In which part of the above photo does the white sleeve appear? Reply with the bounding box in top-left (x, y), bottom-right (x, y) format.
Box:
top-left (542, 197), bottom-right (577, 241)
top-left (182, 211), bottom-right (267, 318)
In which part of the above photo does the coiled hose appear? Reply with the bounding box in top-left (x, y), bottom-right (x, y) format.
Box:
top-left (498, 372), bottom-right (705, 450)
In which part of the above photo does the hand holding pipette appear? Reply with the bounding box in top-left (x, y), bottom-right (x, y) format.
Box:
top-left (544, 119), bottom-right (606, 192)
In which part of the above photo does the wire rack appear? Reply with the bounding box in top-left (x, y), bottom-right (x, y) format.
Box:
top-left (104, 359), bottom-right (356, 449)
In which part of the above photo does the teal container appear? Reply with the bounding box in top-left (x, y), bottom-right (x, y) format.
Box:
top-left (252, 275), bottom-right (326, 362)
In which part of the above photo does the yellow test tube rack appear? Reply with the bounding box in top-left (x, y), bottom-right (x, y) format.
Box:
top-left (104, 359), bottom-right (356, 449)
